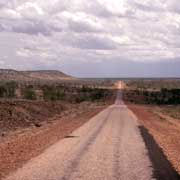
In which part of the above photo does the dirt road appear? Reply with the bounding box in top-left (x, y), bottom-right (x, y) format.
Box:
top-left (4, 83), bottom-right (179, 180)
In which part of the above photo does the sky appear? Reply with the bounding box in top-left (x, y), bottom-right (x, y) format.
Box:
top-left (0, 0), bottom-right (180, 77)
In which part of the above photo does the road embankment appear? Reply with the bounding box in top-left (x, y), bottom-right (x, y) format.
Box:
top-left (0, 101), bottom-right (111, 179)
top-left (127, 103), bottom-right (180, 176)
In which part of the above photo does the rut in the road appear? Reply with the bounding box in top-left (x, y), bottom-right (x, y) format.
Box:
top-left (61, 108), bottom-right (114, 180)
top-left (113, 108), bottom-right (124, 180)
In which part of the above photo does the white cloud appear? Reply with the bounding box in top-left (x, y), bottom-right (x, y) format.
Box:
top-left (16, 2), bottom-right (44, 19)
top-left (0, 8), bottom-right (21, 19)
top-left (16, 49), bottom-right (31, 57)
top-left (0, 0), bottom-right (180, 76)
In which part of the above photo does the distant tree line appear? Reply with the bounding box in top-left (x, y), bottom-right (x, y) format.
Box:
top-left (42, 85), bottom-right (112, 103)
top-left (0, 81), bottom-right (113, 103)
top-left (125, 79), bottom-right (180, 90)
top-left (124, 88), bottom-right (180, 105)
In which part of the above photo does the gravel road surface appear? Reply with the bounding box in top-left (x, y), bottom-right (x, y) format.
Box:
top-left (4, 85), bottom-right (156, 180)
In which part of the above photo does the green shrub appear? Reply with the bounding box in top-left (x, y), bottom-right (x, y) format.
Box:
top-left (0, 86), bottom-right (6, 97)
top-left (0, 81), bottom-right (17, 98)
top-left (42, 86), bottom-right (65, 101)
top-left (23, 88), bottom-right (37, 100)
top-left (5, 81), bottom-right (17, 98)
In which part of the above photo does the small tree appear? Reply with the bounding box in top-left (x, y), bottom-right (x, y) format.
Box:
top-left (23, 88), bottom-right (37, 100)
top-left (5, 81), bottom-right (17, 98)
top-left (0, 85), bottom-right (6, 97)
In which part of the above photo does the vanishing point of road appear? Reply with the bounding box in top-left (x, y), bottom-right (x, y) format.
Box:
top-left (4, 82), bottom-right (180, 180)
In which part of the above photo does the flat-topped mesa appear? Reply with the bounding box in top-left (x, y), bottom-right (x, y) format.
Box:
top-left (22, 70), bottom-right (72, 81)
top-left (0, 69), bottom-right (32, 81)
top-left (0, 69), bottom-right (74, 82)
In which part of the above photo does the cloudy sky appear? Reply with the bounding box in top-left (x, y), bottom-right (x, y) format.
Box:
top-left (0, 0), bottom-right (180, 77)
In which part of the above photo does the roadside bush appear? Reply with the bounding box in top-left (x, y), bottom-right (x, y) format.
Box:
top-left (23, 87), bottom-right (37, 100)
top-left (0, 81), bottom-right (17, 98)
top-left (42, 86), bottom-right (65, 101)
top-left (0, 86), bottom-right (6, 97)
top-left (5, 81), bottom-right (17, 98)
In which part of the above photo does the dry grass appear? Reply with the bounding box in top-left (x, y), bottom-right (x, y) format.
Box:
top-left (157, 105), bottom-right (180, 120)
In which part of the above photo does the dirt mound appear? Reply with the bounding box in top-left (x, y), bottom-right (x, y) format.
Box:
top-left (0, 100), bottom-right (67, 135)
